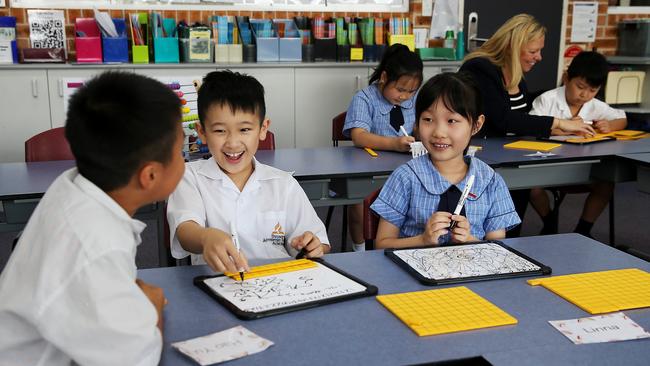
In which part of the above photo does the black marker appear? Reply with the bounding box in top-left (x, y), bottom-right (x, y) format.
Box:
top-left (295, 247), bottom-right (308, 259)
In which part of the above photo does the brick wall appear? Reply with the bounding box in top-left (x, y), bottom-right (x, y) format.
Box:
top-left (0, 0), bottom-right (427, 61)
top-left (566, 0), bottom-right (648, 56)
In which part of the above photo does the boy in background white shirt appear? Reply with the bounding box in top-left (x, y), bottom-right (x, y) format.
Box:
top-left (167, 70), bottom-right (330, 273)
top-left (530, 51), bottom-right (627, 236)
top-left (0, 72), bottom-right (186, 365)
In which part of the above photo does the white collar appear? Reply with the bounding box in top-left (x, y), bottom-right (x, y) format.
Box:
top-left (197, 156), bottom-right (286, 192)
top-left (72, 169), bottom-right (146, 235)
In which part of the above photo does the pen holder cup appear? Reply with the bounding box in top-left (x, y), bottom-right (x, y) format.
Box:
top-left (242, 44), bottom-right (256, 62)
top-left (314, 38), bottom-right (337, 62)
top-left (75, 36), bottom-right (102, 63)
top-left (131, 44), bottom-right (149, 63)
top-left (215, 44), bottom-right (229, 63)
top-left (153, 37), bottom-right (180, 63)
top-left (302, 44), bottom-right (314, 62)
top-left (102, 36), bottom-right (128, 63)
top-left (228, 44), bottom-right (243, 63)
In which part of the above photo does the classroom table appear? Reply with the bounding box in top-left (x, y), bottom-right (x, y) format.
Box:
top-left (475, 136), bottom-right (650, 189)
top-left (617, 153), bottom-right (650, 194)
top-left (139, 234), bottom-right (650, 366)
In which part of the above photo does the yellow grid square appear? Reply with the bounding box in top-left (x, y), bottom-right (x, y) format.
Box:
top-left (376, 286), bottom-right (517, 337)
top-left (528, 268), bottom-right (650, 314)
top-left (224, 259), bottom-right (317, 280)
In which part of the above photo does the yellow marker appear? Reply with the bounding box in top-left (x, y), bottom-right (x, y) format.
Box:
top-left (364, 147), bottom-right (378, 157)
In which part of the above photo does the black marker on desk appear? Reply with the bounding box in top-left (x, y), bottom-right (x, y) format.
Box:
top-left (449, 174), bottom-right (475, 230)
top-left (295, 247), bottom-right (308, 260)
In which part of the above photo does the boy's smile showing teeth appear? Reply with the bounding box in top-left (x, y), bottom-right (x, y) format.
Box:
top-left (224, 151), bottom-right (244, 162)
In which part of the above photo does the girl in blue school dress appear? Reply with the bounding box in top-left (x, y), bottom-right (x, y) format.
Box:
top-left (371, 72), bottom-right (521, 248)
top-left (343, 43), bottom-right (424, 251)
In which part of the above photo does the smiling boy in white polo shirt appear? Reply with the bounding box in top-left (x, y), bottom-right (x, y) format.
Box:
top-left (530, 51), bottom-right (627, 237)
top-left (167, 70), bottom-right (330, 273)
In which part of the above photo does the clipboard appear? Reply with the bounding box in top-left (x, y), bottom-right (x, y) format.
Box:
top-left (194, 258), bottom-right (378, 320)
top-left (385, 241), bottom-right (551, 286)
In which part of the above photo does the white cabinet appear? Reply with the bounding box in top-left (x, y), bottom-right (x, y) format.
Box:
top-left (229, 68), bottom-right (295, 148)
top-left (48, 68), bottom-right (132, 128)
top-left (295, 67), bottom-right (370, 148)
top-left (0, 70), bottom-right (51, 162)
top-left (423, 65), bottom-right (458, 83)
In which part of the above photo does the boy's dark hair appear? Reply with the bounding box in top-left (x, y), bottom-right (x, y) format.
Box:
top-left (65, 71), bottom-right (181, 192)
top-left (197, 70), bottom-right (266, 126)
top-left (415, 72), bottom-right (483, 130)
top-left (567, 51), bottom-right (608, 88)
top-left (369, 44), bottom-right (424, 86)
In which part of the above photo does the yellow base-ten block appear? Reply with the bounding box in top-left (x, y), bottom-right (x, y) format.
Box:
top-left (529, 268), bottom-right (650, 314)
top-left (377, 286), bottom-right (517, 337)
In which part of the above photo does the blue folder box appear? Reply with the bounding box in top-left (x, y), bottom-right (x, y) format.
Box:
top-left (251, 20), bottom-right (279, 62)
top-left (102, 18), bottom-right (128, 63)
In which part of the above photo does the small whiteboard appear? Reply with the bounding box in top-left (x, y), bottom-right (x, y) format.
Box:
top-left (194, 259), bottom-right (377, 319)
top-left (385, 241), bottom-right (551, 286)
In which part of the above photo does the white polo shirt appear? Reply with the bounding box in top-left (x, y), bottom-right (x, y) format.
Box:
top-left (0, 169), bottom-right (162, 366)
top-left (167, 157), bottom-right (330, 263)
top-left (530, 86), bottom-right (626, 122)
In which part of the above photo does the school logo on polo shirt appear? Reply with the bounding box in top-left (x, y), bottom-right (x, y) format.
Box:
top-left (263, 223), bottom-right (286, 246)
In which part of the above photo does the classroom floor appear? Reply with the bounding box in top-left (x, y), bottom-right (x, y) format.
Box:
top-left (1, 181), bottom-right (649, 272)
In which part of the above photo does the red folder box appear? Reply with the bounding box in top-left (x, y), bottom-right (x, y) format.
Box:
top-left (75, 18), bottom-right (102, 63)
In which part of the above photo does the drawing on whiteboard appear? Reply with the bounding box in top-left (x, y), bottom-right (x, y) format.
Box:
top-left (392, 242), bottom-right (541, 280)
top-left (203, 262), bottom-right (367, 313)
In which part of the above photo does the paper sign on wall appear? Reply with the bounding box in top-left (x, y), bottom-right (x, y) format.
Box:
top-left (571, 2), bottom-right (598, 43)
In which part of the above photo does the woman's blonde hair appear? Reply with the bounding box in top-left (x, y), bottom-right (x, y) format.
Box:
top-left (465, 14), bottom-right (546, 90)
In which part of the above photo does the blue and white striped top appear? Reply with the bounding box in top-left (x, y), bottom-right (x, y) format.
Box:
top-left (343, 82), bottom-right (416, 138)
top-left (371, 155), bottom-right (521, 244)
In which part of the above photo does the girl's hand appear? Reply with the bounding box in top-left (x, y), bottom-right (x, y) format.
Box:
top-left (449, 215), bottom-right (474, 243)
top-left (394, 136), bottom-right (415, 152)
top-left (422, 211), bottom-right (452, 245)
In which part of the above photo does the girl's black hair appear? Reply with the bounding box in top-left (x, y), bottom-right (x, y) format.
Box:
top-left (369, 44), bottom-right (424, 86)
top-left (415, 72), bottom-right (483, 130)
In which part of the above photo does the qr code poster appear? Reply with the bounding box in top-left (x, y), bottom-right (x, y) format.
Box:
top-left (27, 10), bottom-right (66, 51)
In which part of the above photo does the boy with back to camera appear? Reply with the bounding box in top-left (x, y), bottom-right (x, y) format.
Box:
top-left (167, 70), bottom-right (330, 273)
top-left (0, 71), bottom-right (186, 365)
top-left (530, 51), bottom-right (627, 236)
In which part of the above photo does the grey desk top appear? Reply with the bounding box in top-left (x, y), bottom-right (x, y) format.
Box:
top-left (0, 160), bottom-right (75, 199)
top-left (139, 234), bottom-right (650, 366)
top-left (474, 137), bottom-right (650, 167)
top-left (255, 146), bottom-right (413, 179)
top-left (618, 152), bottom-right (650, 166)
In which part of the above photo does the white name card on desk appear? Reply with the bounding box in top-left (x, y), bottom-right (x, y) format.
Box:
top-left (549, 312), bottom-right (650, 345)
top-left (172, 326), bottom-right (274, 365)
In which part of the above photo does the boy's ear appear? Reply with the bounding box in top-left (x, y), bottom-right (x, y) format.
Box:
top-left (259, 118), bottom-right (271, 141)
top-left (471, 115), bottom-right (485, 136)
top-left (561, 72), bottom-right (568, 85)
top-left (380, 71), bottom-right (387, 84)
top-left (137, 162), bottom-right (161, 191)
top-left (195, 122), bottom-right (207, 142)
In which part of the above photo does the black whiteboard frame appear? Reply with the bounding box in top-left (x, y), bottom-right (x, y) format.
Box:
top-left (385, 240), bottom-right (551, 286)
top-left (194, 258), bottom-right (378, 320)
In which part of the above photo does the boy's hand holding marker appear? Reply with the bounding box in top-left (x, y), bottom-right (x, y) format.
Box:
top-left (291, 231), bottom-right (325, 259)
top-left (200, 227), bottom-right (249, 275)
